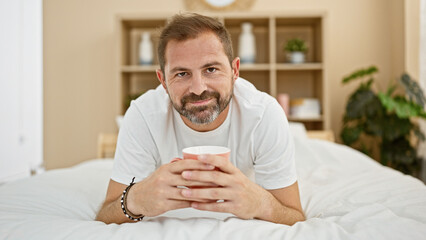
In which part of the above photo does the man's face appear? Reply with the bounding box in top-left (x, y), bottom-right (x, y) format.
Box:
top-left (158, 31), bottom-right (239, 125)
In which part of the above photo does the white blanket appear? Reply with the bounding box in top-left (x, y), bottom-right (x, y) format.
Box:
top-left (1, 137), bottom-right (426, 240)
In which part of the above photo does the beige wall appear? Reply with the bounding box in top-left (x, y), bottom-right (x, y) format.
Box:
top-left (43, 0), bottom-right (420, 169)
top-left (405, 0), bottom-right (421, 80)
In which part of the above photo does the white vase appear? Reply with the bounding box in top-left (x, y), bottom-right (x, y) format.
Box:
top-left (139, 32), bottom-right (153, 65)
top-left (238, 22), bottom-right (256, 64)
top-left (289, 51), bottom-right (305, 64)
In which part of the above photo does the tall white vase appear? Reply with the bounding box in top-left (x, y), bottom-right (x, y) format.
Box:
top-left (139, 32), bottom-right (153, 65)
top-left (238, 22), bottom-right (256, 64)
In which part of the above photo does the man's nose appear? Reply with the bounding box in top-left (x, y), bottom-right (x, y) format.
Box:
top-left (189, 73), bottom-right (207, 96)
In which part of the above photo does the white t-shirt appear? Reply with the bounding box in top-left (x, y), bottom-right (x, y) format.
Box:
top-left (111, 78), bottom-right (297, 190)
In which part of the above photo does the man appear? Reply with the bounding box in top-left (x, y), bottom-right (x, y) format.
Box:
top-left (96, 13), bottom-right (305, 225)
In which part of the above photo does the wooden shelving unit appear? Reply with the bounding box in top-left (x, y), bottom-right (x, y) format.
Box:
top-left (116, 12), bottom-right (328, 130)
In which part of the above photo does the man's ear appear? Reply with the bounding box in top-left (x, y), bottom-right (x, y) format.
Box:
top-left (156, 69), bottom-right (168, 94)
top-left (231, 57), bottom-right (240, 82)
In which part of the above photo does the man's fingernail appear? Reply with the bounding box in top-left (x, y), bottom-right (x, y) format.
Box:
top-left (182, 189), bottom-right (191, 197)
top-left (182, 171), bottom-right (191, 179)
top-left (205, 164), bottom-right (215, 169)
top-left (198, 154), bottom-right (207, 161)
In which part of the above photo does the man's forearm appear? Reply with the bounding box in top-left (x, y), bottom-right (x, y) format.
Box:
top-left (96, 197), bottom-right (133, 224)
top-left (257, 191), bottom-right (305, 225)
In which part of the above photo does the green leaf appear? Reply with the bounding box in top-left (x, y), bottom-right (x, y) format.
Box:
top-left (342, 66), bottom-right (378, 84)
top-left (360, 78), bottom-right (374, 90)
top-left (341, 125), bottom-right (363, 145)
top-left (345, 89), bottom-right (382, 120)
top-left (386, 84), bottom-right (397, 96)
top-left (380, 114), bottom-right (412, 141)
top-left (399, 74), bottom-right (426, 108)
top-left (284, 38), bottom-right (308, 52)
top-left (378, 93), bottom-right (426, 118)
top-left (366, 66), bottom-right (379, 74)
top-left (345, 89), bottom-right (374, 119)
top-left (365, 118), bottom-right (383, 136)
top-left (381, 137), bottom-right (419, 174)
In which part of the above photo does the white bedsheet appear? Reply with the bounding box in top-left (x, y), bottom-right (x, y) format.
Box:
top-left (1, 137), bottom-right (426, 240)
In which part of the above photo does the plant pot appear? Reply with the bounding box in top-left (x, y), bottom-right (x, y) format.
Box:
top-left (289, 51), bottom-right (305, 64)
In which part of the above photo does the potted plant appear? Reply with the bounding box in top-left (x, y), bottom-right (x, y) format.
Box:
top-left (340, 66), bottom-right (426, 176)
top-left (284, 38), bottom-right (308, 63)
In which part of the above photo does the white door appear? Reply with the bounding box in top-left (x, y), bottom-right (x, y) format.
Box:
top-left (0, 0), bottom-right (43, 182)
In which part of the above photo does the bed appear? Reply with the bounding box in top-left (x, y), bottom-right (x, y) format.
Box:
top-left (1, 125), bottom-right (426, 239)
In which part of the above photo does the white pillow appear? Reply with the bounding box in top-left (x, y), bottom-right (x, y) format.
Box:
top-left (288, 121), bottom-right (308, 140)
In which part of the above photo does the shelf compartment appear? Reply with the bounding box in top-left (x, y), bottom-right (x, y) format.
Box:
top-left (276, 70), bottom-right (324, 129)
top-left (120, 19), bottom-right (167, 66)
top-left (276, 71), bottom-right (322, 99)
top-left (275, 17), bottom-right (322, 64)
top-left (239, 70), bottom-right (270, 93)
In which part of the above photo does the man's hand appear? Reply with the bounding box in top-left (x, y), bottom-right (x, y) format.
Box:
top-left (125, 159), bottom-right (219, 217)
top-left (96, 158), bottom-right (221, 224)
top-left (178, 154), bottom-right (267, 219)
top-left (96, 155), bottom-right (304, 225)
top-left (179, 154), bottom-right (305, 225)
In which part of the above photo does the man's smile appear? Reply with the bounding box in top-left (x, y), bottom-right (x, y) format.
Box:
top-left (187, 98), bottom-right (213, 107)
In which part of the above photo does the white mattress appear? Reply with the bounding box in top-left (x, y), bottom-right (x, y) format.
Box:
top-left (1, 136), bottom-right (425, 240)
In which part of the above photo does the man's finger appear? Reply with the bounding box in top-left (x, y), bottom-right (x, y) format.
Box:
top-left (181, 170), bottom-right (230, 186)
top-left (169, 172), bottom-right (219, 187)
top-left (190, 201), bottom-right (232, 214)
top-left (181, 187), bottom-right (233, 201)
top-left (169, 159), bottom-right (215, 173)
top-left (197, 154), bottom-right (236, 174)
top-left (165, 186), bottom-right (219, 202)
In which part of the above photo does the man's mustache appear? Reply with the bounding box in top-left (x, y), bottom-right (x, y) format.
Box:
top-left (181, 91), bottom-right (220, 105)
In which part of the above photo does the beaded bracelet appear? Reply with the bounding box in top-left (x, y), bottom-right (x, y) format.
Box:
top-left (121, 177), bottom-right (144, 221)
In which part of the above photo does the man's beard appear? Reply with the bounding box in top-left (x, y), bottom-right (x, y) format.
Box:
top-left (171, 89), bottom-right (232, 125)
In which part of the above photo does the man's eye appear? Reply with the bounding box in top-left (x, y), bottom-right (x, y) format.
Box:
top-left (206, 67), bottom-right (216, 73)
top-left (176, 72), bottom-right (188, 77)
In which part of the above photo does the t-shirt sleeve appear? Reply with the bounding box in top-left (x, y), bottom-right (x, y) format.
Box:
top-left (110, 102), bottom-right (159, 185)
top-left (253, 99), bottom-right (297, 190)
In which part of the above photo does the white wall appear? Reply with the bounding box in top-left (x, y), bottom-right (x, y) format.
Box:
top-left (0, 0), bottom-right (43, 182)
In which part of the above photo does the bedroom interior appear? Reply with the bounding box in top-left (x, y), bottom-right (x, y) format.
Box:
top-left (40, 0), bottom-right (422, 172)
top-left (1, 0), bottom-right (426, 239)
